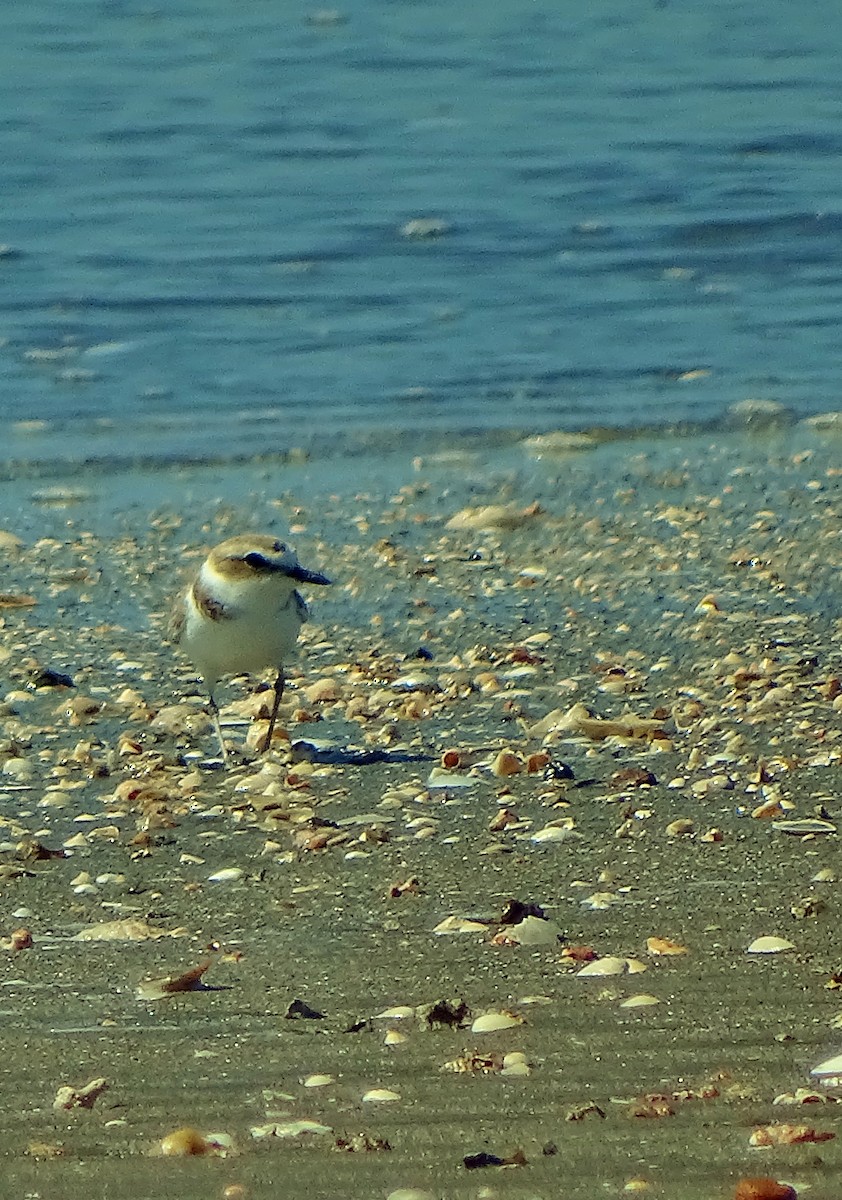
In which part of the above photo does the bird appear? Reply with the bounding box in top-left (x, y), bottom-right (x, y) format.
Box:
top-left (171, 534), bottom-right (331, 761)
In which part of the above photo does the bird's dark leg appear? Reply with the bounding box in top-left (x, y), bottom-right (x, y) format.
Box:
top-left (208, 692), bottom-right (229, 763)
top-left (260, 667), bottom-right (285, 754)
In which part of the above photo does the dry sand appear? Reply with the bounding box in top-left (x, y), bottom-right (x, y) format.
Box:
top-left (0, 426), bottom-right (840, 1199)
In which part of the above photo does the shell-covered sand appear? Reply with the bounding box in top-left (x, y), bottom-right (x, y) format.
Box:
top-left (0, 427), bottom-right (840, 1199)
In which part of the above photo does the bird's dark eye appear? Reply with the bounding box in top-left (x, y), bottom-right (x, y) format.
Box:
top-left (244, 552), bottom-right (269, 570)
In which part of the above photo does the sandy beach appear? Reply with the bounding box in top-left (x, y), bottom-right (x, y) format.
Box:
top-left (0, 425), bottom-right (840, 1199)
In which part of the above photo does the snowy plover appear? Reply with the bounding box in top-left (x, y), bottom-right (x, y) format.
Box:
top-left (172, 534), bottom-right (331, 761)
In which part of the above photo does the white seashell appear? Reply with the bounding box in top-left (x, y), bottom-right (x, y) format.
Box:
top-left (374, 1005), bottom-right (414, 1020)
top-left (302, 1074), bottom-right (334, 1088)
top-left (580, 891), bottom-right (621, 910)
top-left (505, 916), bottom-right (563, 946)
top-left (620, 994), bottom-right (660, 1008)
top-left (391, 674), bottom-right (437, 692)
top-left (812, 868), bottom-right (836, 882)
top-left (426, 768), bottom-right (476, 788)
top-left (250, 1119), bottom-right (332, 1138)
top-left (433, 916), bottom-right (487, 935)
top-left (577, 956), bottom-right (647, 978)
top-left (773, 818), bottom-right (837, 835)
top-left (501, 1052), bottom-right (531, 1077)
top-left (361, 1088), bottom-right (401, 1103)
top-left (207, 867), bottom-right (245, 883)
top-left (746, 935), bottom-right (795, 954)
top-left (470, 1011), bottom-right (523, 1033)
top-left (811, 1052), bottom-right (842, 1078)
top-left (384, 1029), bottom-right (409, 1046)
top-left (531, 824), bottom-right (579, 843)
top-left (577, 956), bottom-right (627, 977)
top-left (386, 1190), bottom-right (437, 1200)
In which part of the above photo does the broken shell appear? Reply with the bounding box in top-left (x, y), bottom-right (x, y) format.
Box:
top-left (53, 1078), bottom-right (109, 1110)
top-left (135, 960), bottom-right (211, 1001)
top-left (577, 957), bottom-right (647, 978)
top-left (74, 918), bottom-right (181, 942)
top-left (503, 916), bottom-right (564, 946)
top-left (501, 1052), bottom-right (532, 1077)
top-left (646, 937), bottom-right (688, 956)
top-left (433, 916), bottom-right (487, 935)
top-left (581, 891), bottom-right (621, 910)
top-left (303, 1074), bottom-right (333, 1088)
top-left (471, 1010), bottom-right (524, 1033)
top-left (250, 1119), bottom-right (332, 1139)
top-left (526, 752), bottom-right (551, 773)
top-left (749, 1123), bottom-right (834, 1146)
top-left (620, 994), bottom-right (660, 1009)
top-left (773, 818), bottom-right (836, 835)
top-left (531, 824), bottom-right (579, 844)
top-left (666, 818), bottom-right (695, 837)
top-left (157, 1126), bottom-right (232, 1157)
top-left (426, 768), bottom-right (475, 789)
top-left (208, 867), bottom-right (245, 883)
top-left (303, 678), bottom-right (340, 703)
top-left (733, 1180), bottom-right (797, 1200)
top-left (747, 936), bottom-right (795, 954)
top-left (490, 749), bottom-right (523, 777)
top-left (810, 1052), bottom-right (842, 1079)
top-left (7, 927), bottom-right (33, 951)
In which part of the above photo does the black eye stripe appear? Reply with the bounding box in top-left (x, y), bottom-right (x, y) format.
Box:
top-left (244, 551), bottom-right (270, 570)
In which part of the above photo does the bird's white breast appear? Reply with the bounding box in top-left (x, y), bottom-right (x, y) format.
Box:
top-left (180, 563), bottom-right (307, 688)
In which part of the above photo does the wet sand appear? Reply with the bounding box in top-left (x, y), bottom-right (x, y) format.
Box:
top-left (0, 426), bottom-right (841, 1199)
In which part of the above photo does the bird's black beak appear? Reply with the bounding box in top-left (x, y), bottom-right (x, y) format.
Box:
top-left (288, 565), bottom-right (332, 585)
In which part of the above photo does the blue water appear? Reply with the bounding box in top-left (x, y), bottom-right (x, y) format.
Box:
top-left (3, 0), bottom-right (842, 471)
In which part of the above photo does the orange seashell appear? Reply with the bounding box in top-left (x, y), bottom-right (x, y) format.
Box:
top-left (561, 945), bottom-right (598, 962)
top-left (751, 799), bottom-right (783, 820)
top-left (734, 1178), bottom-right (797, 1200)
top-left (159, 1127), bottom-right (212, 1156)
top-left (303, 677), bottom-right (340, 703)
top-left (441, 749), bottom-right (461, 768)
top-left (749, 1123), bottom-right (833, 1147)
top-left (646, 936), bottom-right (688, 956)
top-left (491, 749), bottom-right (523, 777)
top-left (526, 751), bottom-right (550, 773)
top-left (9, 927), bottom-right (33, 951)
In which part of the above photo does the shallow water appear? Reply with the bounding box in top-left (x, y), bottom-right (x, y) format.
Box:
top-left (4, 0), bottom-right (842, 470)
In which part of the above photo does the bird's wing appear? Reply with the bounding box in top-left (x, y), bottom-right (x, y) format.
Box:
top-left (293, 590), bottom-right (310, 623)
top-left (167, 593), bottom-right (187, 644)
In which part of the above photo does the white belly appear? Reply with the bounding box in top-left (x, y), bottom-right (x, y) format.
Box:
top-left (182, 590), bottom-right (303, 688)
